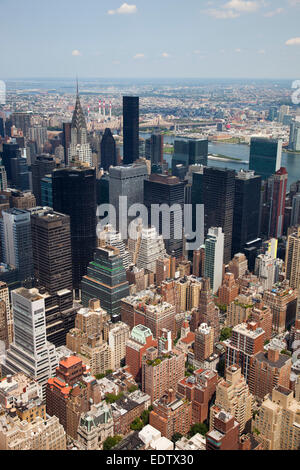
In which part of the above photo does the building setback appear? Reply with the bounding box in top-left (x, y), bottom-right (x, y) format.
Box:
top-left (81, 247), bottom-right (129, 316)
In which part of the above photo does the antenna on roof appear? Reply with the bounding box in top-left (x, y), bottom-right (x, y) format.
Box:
top-left (76, 75), bottom-right (79, 96)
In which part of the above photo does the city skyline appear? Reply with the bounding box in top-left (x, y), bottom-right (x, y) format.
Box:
top-left (1, 0), bottom-right (300, 79)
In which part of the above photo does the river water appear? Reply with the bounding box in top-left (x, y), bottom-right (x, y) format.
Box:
top-left (140, 132), bottom-right (300, 189)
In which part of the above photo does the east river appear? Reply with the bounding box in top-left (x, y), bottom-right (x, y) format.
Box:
top-left (140, 132), bottom-right (300, 189)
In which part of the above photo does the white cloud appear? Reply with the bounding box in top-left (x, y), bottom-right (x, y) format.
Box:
top-left (224, 0), bottom-right (259, 12)
top-left (161, 52), bottom-right (171, 58)
top-left (72, 50), bottom-right (81, 56)
top-left (206, 8), bottom-right (240, 18)
top-left (205, 0), bottom-right (260, 18)
top-left (258, 49), bottom-right (266, 54)
top-left (264, 7), bottom-right (284, 17)
top-left (235, 48), bottom-right (242, 53)
top-left (286, 37), bottom-right (300, 46)
top-left (108, 3), bottom-right (137, 15)
top-left (133, 53), bottom-right (145, 59)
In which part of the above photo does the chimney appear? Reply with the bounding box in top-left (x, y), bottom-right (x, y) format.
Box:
top-left (247, 321), bottom-right (258, 331)
top-left (268, 348), bottom-right (280, 363)
top-left (167, 388), bottom-right (175, 404)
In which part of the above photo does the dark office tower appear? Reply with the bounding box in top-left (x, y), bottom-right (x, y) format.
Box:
top-left (30, 208), bottom-right (72, 294)
top-left (29, 207), bottom-right (77, 346)
top-left (109, 164), bottom-right (148, 231)
top-left (0, 117), bottom-right (4, 138)
top-left (4, 119), bottom-right (12, 137)
top-left (10, 152), bottom-right (30, 191)
top-left (123, 96), bottom-right (139, 164)
top-left (249, 137), bottom-right (282, 180)
top-left (41, 175), bottom-right (53, 207)
top-left (148, 133), bottom-right (164, 165)
top-left (62, 122), bottom-right (71, 165)
top-left (144, 174), bottom-right (185, 258)
top-left (1, 142), bottom-right (19, 181)
top-left (100, 128), bottom-right (117, 171)
top-left (267, 106), bottom-right (278, 122)
top-left (202, 167), bottom-right (235, 264)
top-left (26, 140), bottom-right (38, 165)
top-left (0, 208), bottom-right (33, 284)
top-left (96, 173), bottom-right (109, 206)
top-left (266, 167), bottom-right (288, 239)
top-left (232, 170), bottom-right (262, 257)
top-left (81, 246), bottom-right (129, 315)
top-left (52, 167), bottom-right (97, 291)
top-left (10, 112), bottom-right (31, 137)
top-left (31, 155), bottom-right (56, 205)
top-left (172, 138), bottom-right (208, 173)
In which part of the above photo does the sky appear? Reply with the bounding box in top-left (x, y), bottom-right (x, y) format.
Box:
top-left (1, 0), bottom-right (300, 79)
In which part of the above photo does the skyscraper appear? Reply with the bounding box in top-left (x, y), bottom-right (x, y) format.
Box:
top-left (285, 226), bottom-right (300, 290)
top-left (30, 207), bottom-right (73, 294)
top-left (62, 122), bottom-right (71, 165)
top-left (204, 227), bottom-right (224, 294)
top-left (249, 138), bottom-right (282, 180)
top-left (252, 386), bottom-right (300, 450)
top-left (172, 138), bottom-right (208, 173)
top-left (2, 288), bottom-right (58, 398)
top-left (81, 246), bottom-right (129, 315)
top-left (52, 167), bottom-right (97, 291)
top-left (289, 120), bottom-right (300, 151)
top-left (194, 167), bottom-right (235, 264)
top-left (31, 155), bottom-right (56, 206)
top-left (266, 167), bottom-right (288, 239)
top-left (145, 133), bottom-right (164, 165)
top-left (100, 128), bottom-right (117, 171)
top-left (109, 163), bottom-right (148, 232)
top-left (144, 174), bottom-right (185, 258)
top-left (1, 142), bottom-right (19, 182)
top-left (123, 96), bottom-right (139, 165)
top-left (10, 151), bottom-right (30, 191)
top-left (68, 88), bottom-right (92, 166)
top-left (0, 162), bottom-right (7, 191)
top-left (194, 323), bottom-right (214, 363)
top-left (0, 208), bottom-right (33, 284)
top-left (211, 365), bottom-right (253, 434)
top-left (232, 170), bottom-right (261, 257)
top-left (10, 112), bottom-right (32, 137)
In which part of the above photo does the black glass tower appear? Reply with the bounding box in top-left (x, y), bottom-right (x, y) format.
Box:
top-left (123, 96), bottom-right (139, 164)
top-left (144, 174), bottom-right (185, 258)
top-left (31, 155), bottom-right (56, 205)
top-left (249, 137), bottom-right (282, 180)
top-left (1, 142), bottom-right (19, 181)
top-left (101, 128), bottom-right (117, 171)
top-left (52, 167), bottom-right (97, 291)
top-left (192, 167), bottom-right (235, 264)
top-left (172, 138), bottom-right (208, 174)
top-left (145, 133), bottom-right (163, 165)
top-left (81, 247), bottom-right (129, 315)
top-left (232, 170), bottom-right (262, 257)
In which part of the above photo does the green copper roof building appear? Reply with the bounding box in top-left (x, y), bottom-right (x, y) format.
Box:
top-left (81, 246), bottom-right (129, 316)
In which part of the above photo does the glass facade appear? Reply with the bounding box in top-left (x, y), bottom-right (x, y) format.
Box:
top-left (81, 247), bottom-right (129, 316)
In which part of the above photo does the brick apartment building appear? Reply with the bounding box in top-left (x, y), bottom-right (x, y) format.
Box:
top-left (177, 369), bottom-right (218, 423)
top-left (149, 389), bottom-right (192, 440)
